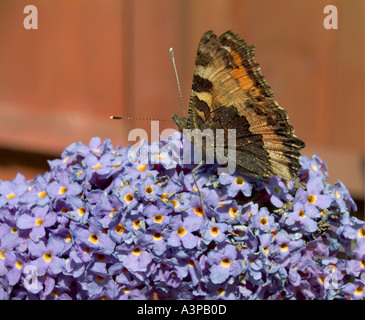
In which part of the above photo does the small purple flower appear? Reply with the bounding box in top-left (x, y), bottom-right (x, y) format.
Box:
top-left (272, 231), bottom-right (304, 263)
top-left (151, 146), bottom-right (178, 170)
top-left (261, 176), bottom-right (294, 208)
top-left (70, 163), bottom-right (87, 183)
top-left (158, 132), bottom-right (184, 168)
top-left (246, 254), bottom-right (266, 285)
top-left (150, 260), bottom-right (187, 289)
top-left (288, 264), bottom-right (302, 287)
top-left (341, 279), bottom-right (365, 300)
top-left (206, 282), bottom-right (238, 300)
top-left (46, 172), bottom-right (82, 200)
top-left (346, 242), bottom-right (365, 277)
top-left (0, 217), bottom-right (27, 253)
top-left (116, 284), bottom-right (150, 300)
top-left (140, 231), bottom-right (168, 256)
top-left (118, 186), bottom-right (138, 212)
top-left (165, 192), bottom-right (191, 213)
top-left (252, 207), bottom-right (275, 232)
top-left (16, 205), bottom-right (57, 242)
top-left (56, 141), bottom-right (84, 161)
top-left (257, 233), bottom-right (275, 256)
top-left (65, 246), bottom-right (91, 278)
top-left (0, 254), bottom-right (7, 277)
top-left (144, 202), bottom-right (172, 232)
top-left (28, 236), bottom-right (65, 276)
top-left (219, 173), bottom-right (253, 197)
top-left (185, 256), bottom-right (207, 287)
top-left (43, 274), bottom-right (74, 300)
top-left (185, 194), bottom-right (209, 219)
top-left (233, 226), bottom-right (257, 252)
top-left (0, 180), bottom-right (28, 208)
top-left (299, 154), bottom-right (329, 180)
top-left (295, 176), bottom-right (332, 218)
top-left (283, 202), bottom-right (318, 233)
top-left (77, 136), bottom-right (113, 157)
top-left (84, 153), bottom-right (114, 177)
top-left (107, 153), bottom-right (127, 178)
top-left (73, 218), bottom-right (116, 255)
top-left (127, 138), bottom-right (149, 163)
top-left (115, 244), bottom-right (152, 273)
top-left (207, 244), bottom-right (242, 284)
top-left (214, 199), bottom-right (241, 223)
top-left (125, 139), bottom-right (158, 176)
top-left (239, 202), bottom-right (258, 225)
top-left (108, 217), bottom-right (130, 245)
top-left (109, 262), bottom-right (146, 289)
top-left (331, 180), bottom-right (357, 213)
top-left (138, 176), bottom-right (161, 202)
top-left (91, 193), bottom-right (122, 228)
top-left (20, 175), bottom-right (50, 207)
top-left (126, 162), bottom-right (159, 181)
top-left (167, 215), bottom-right (201, 249)
top-left (63, 195), bottom-right (90, 224)
top-left (78, 270), bottom-right (117, 299)
top-left (202, 221), bottom-right (230, 244)
top-left (182, 170), bottom-right (211, 194)
top-left (157, 174), bottom-right (184, 198)
top-left (3, 251), bottom-right (26, 286)
top-left (123, 213), bottom-right (146, 235)
top-left (340, 216), bottom-right (365, 243)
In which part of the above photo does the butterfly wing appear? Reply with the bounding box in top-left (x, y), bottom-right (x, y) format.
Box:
top-left (186, 30), bottom-right (305, 180)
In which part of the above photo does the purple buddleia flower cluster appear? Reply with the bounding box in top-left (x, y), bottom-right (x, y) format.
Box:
top-left (0, 132), bottom-right (364, 300)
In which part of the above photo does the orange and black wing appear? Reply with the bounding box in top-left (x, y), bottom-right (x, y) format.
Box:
top-left (187, 30), bottom-right (305, 180)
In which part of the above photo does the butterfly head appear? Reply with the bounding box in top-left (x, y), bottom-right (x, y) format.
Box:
top-left (172, 114), bottom-right (188, 132)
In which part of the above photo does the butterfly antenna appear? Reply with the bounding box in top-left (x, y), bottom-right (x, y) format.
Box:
top-left (110, 116), bottom-right (173, 122)
top-left (170, 48), bottom-right (186, 118)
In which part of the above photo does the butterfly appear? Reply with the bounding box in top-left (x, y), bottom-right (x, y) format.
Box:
top-left (172, 30), bottom-right (305, 182)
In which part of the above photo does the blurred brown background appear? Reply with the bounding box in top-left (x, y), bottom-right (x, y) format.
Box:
top-left (0, 0), bottom-right (363, 219)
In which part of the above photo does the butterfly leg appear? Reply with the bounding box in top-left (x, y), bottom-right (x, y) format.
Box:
top-left (192, 160), bottom-right (206, 216)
